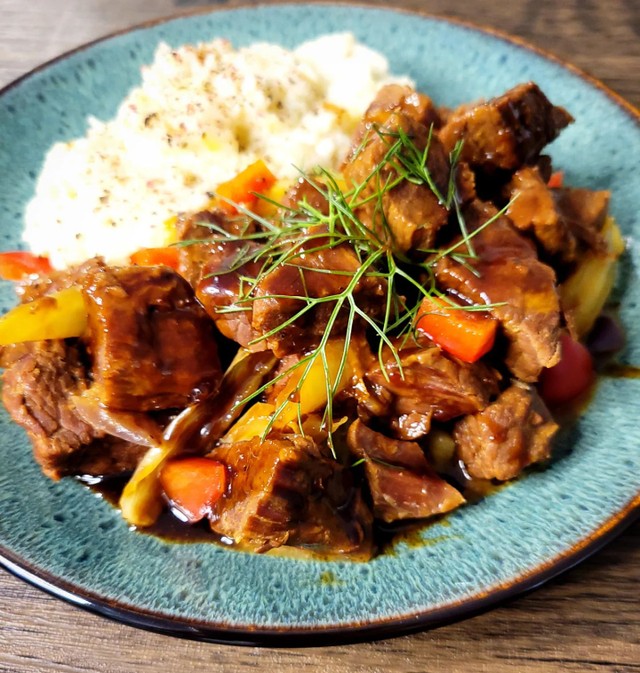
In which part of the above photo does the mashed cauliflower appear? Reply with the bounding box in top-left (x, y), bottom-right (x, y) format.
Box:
top-left (24, 33), bottom-right (411, 268)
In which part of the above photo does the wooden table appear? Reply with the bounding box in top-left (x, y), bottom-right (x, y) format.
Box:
top-left (1, 1), bottom-right (638, 671)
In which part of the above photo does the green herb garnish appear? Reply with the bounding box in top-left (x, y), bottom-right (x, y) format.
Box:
top-left (198, 126), bottom-right (509, 453)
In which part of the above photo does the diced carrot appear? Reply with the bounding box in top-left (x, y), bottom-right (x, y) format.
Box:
top-left (547, 171), bottom-right (564, 189)
top-left (539, 332), bottom-right (594, 406)
top-left (129, 247), bottom-right (180, 270)
top-left (214, 159), bottom-right (277, 214)
top-left (416, 295), bottom-right (498, 363)
top-left (0, 251), bottom-right (52, 280)
top-left (159, 457), bottom-right (227, 524)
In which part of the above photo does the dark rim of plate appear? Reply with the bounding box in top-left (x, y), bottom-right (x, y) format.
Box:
top-left (0, 2), bottom-right (639, 647)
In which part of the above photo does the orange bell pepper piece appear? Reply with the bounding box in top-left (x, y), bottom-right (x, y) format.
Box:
top-left (416, 295), bottom-right (498, 363)
top-left (547, 171), bottom-right (564, 189)
top-left (0, 251), bottom-right (53, 280)
top-left (129, 247), bottom-right (180, 270)
top-left (159, 457), bottom-right (227, 523)
top-left (214, 160), bottom-right (277, 214)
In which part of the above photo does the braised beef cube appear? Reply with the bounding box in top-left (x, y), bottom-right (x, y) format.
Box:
top-left (346, 84), bottom-right (442, 162)
top-left (505, 166), bottom-right (577, 260)
top-left (196, 240), bottom-right (263, 348)
top-left (82, 266), bottom-right (221, 411)
top-left (0, 340), bottom-right (146, 479)
top-left (454, 384), bottom-right (558, 480)
top-left (456, 161), bottom-right (478, 205)
top-left (287, 466), bottom-right (374, 560)
top-left (343, 92), bottom-right (450, 254)
top-left (347, 419), bottom-right (464, 522)
top-left (199, 233), bottom-right (385, 358)
top-left (438, 82), bottom-right (573, 171)
top-left (2, 340), bottom-right (92, 479)
top-left (555, 187), bottom-right (610, 253)
top-left (358, 346), bottom-right (498, 440)
top-left (209, 434), bottom-right (350, 552)
top-left (251, 237), bottom-right (385, 357)
top-left (435, 200), bottom-right (561, 381)
top-left (17, 257), bottom-right (107, 304)
top-left (282, 176), bottom-right (331, 215)
top-left (176, 209), bottom-right (256, 288)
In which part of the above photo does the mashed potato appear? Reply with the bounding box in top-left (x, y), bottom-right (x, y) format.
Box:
top-left (24, 33), bottom-right (411, 268)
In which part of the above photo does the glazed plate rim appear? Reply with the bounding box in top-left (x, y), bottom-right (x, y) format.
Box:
top-left (1, 2), bottom-right (639, 646)
top-left (1, 496), bottom-right (639, 646)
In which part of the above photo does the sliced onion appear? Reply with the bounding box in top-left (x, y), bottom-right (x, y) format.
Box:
top-left (71, 390), bottom-right (163, 448)
top-left (119, 349), bottom-right (277, 527)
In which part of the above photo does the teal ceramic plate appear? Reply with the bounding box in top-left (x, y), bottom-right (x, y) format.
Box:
top-left (0, 4), bottom-right (639, 645)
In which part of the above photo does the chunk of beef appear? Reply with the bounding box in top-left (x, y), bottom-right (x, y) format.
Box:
top-left (438, 82), bottom-right (573, 171)
top-left (82, 266), bottom-right (221, 411)
top-left (504, 168), bottom-right (611, 264)
top-left (1, 340), bottom-right (146, 479)
top-left (209, 434), bottom-right (372, 555)
top-left (505, 166), bottom-right (578, 260)
top-left (175, 208), bottom-right (260, 288)
top-left (343, 89), bottom-right (450, 254)
top-left (435, 200), bottom-right (561, 381)
top-left (456, 161), bottom-right (478, 205)
top-left (358, 346), bottom-right (498, 440)
top-left (554, 187), bottom-right (610, 254)
top-left (250, 233), bottom-right (386, 357)
top-left (286, 466), bottom-right (374, 560)
top-left (175, 210), bottom-right (224, 287)
top-left (347, 420), bottom-right (464, 522)
top-left (282, 176), bottom-right (330, 215)
top-left (195, 240), bottom-right (263, 348)
top-left (17, 257), bottom-right (107, 304)
top-left (453, 384), bottom-right (558, 480)
top-left (198, 229), bottom-right (385, 358)
top-left (346, 84), bottom-right (442, 159)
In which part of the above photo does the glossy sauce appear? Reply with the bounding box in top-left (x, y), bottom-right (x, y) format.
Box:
top-left (79, 316), bottom-right (638, 560)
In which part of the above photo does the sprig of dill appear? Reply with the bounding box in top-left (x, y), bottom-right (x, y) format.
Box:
top-left (198, 125), bottom-right (508, 454)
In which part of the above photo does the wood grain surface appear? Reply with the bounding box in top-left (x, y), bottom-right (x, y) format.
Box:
top-left (0, 0), bottom-right (638, 671)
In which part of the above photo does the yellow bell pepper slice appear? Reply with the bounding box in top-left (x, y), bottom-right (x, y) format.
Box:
top-left (221, 339), bottom-right (360, 442)
top-left (0, 287), bottom-right (88, 345)
top-left (561, 216), bottom-right (625, 338)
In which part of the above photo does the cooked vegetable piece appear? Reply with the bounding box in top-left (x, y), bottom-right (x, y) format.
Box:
top-left (272, 338), bottom-right (360, 428)
top-left (547, 171), bottom-right (564, 189)
top-left (539, 333), bottom-right (595, 406)
top-left (160, 457), bottom-right (227, 523)
top-left (560, 216), bottom-right (624, 338)
top-left (119, 350), bottom-right (276, 527)
top-left (416, 295), bottom-right (497, 363)
top-left (0, 251), bottom-right (53, 280)
top-left (221, 402), bottom-right (276, 444)
top-left (213, 159), bottom-right (276, 214)
top-left (0, 287), bottom-right (87, 345)
top-left (129, 247), bottom-right (180, 270)
top-left (221, 339), bottom-right (361, 442)
top-left (71, 388), bottom-right (163, 449)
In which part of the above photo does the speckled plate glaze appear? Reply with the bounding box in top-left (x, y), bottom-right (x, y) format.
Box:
top-left (0, 3), bottom-right (639, 646)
